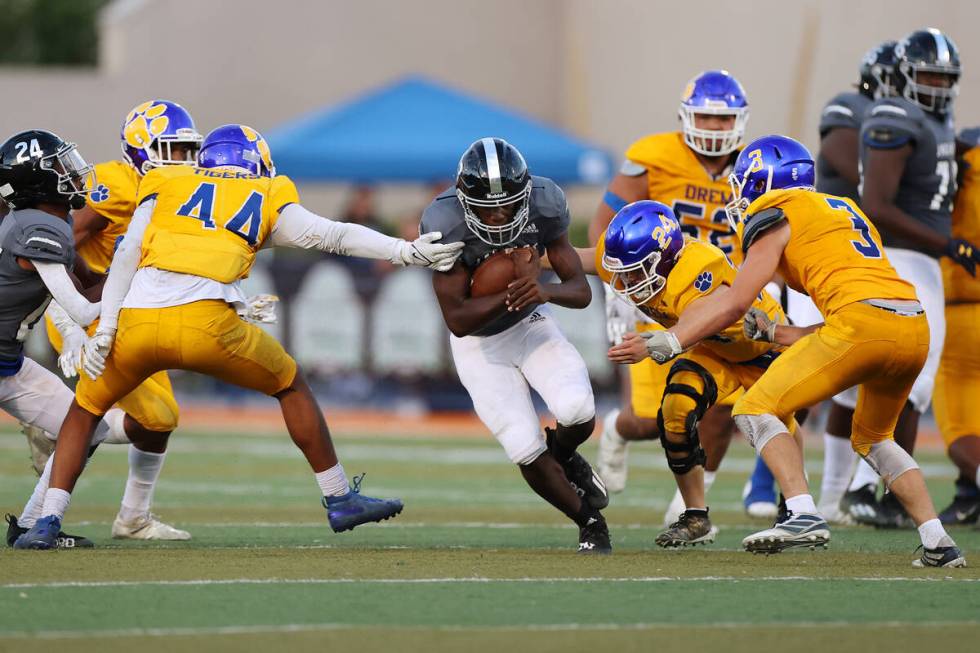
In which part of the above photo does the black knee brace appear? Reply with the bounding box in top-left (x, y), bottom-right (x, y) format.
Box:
top-left (656, 359), bottom-right (718, 475)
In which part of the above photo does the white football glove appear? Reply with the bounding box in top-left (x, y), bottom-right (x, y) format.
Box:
top-left (58, 327), bottom-right (86, 379)
top-left (242, 293), bottom-right (280, 324)
top-left (604, 285), bottom-right (643, 346)
top-left (80, 327), bottom-right (116, 381)
top-left (743, 306), bottom-right (777, 342)
top-left (640, 330), bottom-right (683, 363)
top-left (397, 231), bottom-right (464, 272)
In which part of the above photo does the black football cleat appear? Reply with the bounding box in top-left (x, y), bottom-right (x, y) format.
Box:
top-left (875, 491), bottom-right (914, 530)
top-left (546, 427), bottom-right (609, 510)
top-left (938, 492), bottom-right (980, 526)
top-left (577, 515), bottom-right (612, 555)
top-left (840, 484), bottom-right (880, 526)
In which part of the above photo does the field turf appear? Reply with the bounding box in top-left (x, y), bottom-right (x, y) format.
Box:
top-left (1, 424), bottom-right (978, 652)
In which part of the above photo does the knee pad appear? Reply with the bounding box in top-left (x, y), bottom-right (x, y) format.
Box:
top-left (861, 439), bottom-right (919, 487)
top-left (656, 359), bottom-right (717, 475)
top-left (733, 413), bottom-right (786, 452)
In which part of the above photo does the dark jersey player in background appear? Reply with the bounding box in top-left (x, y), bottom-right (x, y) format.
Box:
top-left (422, 137), bottom-right (611, 554)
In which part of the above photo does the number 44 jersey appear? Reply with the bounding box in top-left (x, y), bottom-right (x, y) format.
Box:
top-left (135, 165), bottom-right (299, 283)
top-left (739, 188), bottom-right (917, 316)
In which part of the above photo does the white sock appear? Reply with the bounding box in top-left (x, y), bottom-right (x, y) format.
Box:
top-left (704, 470), bottom-right (716, 492)
top-left (19, 454), bottom-right (54, 528)
top-left (848, 458), bottom-right (880, 492)
top-left (97, 408), bottom-right (131, 445)
top-left (40, 488), bottom-right (71, 519)
top-left (975, 466), bottom-right (980, 490)
top-left (785, 493), bottom-right (817, 515)
top-left (603, 408), bottom-right (622, 439)
top-left (917, 518), bottom-right (948, 549)
top-left (316, 463), bottom-right (349, 497)
top-left (820, 433), bottom-right (856, 507)
top-left (118, 446), bottom-right (166, 521)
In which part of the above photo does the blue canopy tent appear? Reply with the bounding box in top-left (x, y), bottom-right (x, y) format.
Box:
top-left (265, 76), bottom-right (612, 185)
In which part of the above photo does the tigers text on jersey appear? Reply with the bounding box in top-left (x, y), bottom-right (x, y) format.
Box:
top-left (136, 166), bottom-right (299, 283)
top-left (816, 91), bottom-right (872, 203)
top-left (943, 146), bottom-right (980, 303)
top-left (595, 236), bottom-right (783, 364)
top-left (739, 188), bottom-right (917, 316)
top-left (79, 160), bottom-right (140, 274)
top-left (860, 97), bottom-right (956, 253)
top-left (625, 132), bottom-right (741, 263)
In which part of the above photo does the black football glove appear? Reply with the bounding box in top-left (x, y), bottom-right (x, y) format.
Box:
top-left (944, 239), bottom-right (980, 277)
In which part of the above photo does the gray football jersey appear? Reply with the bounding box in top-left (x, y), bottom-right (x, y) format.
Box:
top-left (816, 91), bottom-right (872, 203)
top-left (0, 208), bottom-right (75, 367)
top-left (860, 97), bottom-right (957, 254)
top-left (421, 175), bottom-right (571, 337)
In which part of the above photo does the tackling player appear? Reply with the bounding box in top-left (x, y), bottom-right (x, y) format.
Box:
top-left (636, 134), bottom-right (965, 567)
top-left (14, 124), bottom-right (463, 549)
top-left (424, 138), bottom-right (610, 554)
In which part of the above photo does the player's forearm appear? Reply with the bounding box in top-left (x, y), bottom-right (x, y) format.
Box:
top-left (442, 294), bottom-right (509, 337)
top-left (773, 323), bottom-right (820, 346)
top-left (863, 201), bottom-right (947, 253)
top-left (271, 204), bottom-right (403, 263)
top-left (543, 276), bottom-right (591, 309)
top-left (34, 262), bottom-right (101, 327)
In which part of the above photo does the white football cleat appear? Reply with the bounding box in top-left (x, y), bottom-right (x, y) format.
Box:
top-left (112, 513), bottom-right (191, 541)
top-left (745, 501), bottom-right (779, 520)
top-left (817, 501), bottom-right (856, 526)
top-left (743, 512), bottom-right (830, 554)
top-left (596, 410), bottom-right (628, 494)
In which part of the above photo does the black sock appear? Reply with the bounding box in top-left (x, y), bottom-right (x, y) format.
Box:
top-left (550, 417), bottom-right (597, 461)
top-left (573, 501), bottom-right (603, 529)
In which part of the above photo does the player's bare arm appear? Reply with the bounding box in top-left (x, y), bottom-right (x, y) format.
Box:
top-left (820, 127), bottom-right (861, 187)
top-left (432, 261), bottom-right (509, 337)
top-left (506, 234), bottom-right (590, 312)
top-left (588, 171), bottom-right (646, 246)
top-left (72, 204), bottom-right (109, 249)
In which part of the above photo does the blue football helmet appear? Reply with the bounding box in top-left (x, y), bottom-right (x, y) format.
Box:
top-left (198, 124), bottom-right (276, 177)
top-left (120, 100), bottom-right (202, 175)
top-left (726, 135), bottom-right (815, 228)
top-left (602, 201), bottom-right (686, 305)
top-left (679, 70), bottom-right (749, 156)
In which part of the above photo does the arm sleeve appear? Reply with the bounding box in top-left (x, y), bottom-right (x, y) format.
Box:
top-left (45, 300), bottom-right (85, 338)
top-left (98, 200), bottom-right (153, 331)
top-left (33, 263), bottom-right (100, 327)
top-left (269, 203), bottom-right (406, 263)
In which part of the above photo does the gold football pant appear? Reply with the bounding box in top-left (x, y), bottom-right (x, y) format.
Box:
top-left (76, 300), bottom-right (297, 417)
top-left (733, 301), bottom-right (928, 455)
top-left (933, 302), bottom-right (980, 448)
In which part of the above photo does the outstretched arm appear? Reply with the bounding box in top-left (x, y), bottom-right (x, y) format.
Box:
top-left (33, 263), bottom-right (100, 327)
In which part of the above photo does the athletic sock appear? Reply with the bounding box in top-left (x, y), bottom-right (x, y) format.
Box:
top-left (316, 463), bottom-right (349, 498)
top-left (118, 446), bottom-right (166, 521)
top-left (704, 470), bottom-right (717, 492)
top-left (785, 493), bottom-right (817, 515)
top-left (573, 501), bottom-right (602, 528)
top-left (848, 458), bottom-right (880, 492)
top-left (917, 518), bottom-right (948, 549)
top-left (819, 433), bottom-right (856, 508)
top-left (40, 488), bottom-right (71, 520)
top-left (18, 454), bottom-right (53, 528)
top-left (975, 467), bottom-right (980, 492)
top-left (603, 409), bottom-right (622, 440)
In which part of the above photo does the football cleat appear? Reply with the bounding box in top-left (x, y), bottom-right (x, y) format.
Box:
top-left (912, 537), bottom-right (967, 568)
top-left (6, 513), bottom-right (93, 549)
top-left (817, 503), bottom-right (857, 526)
top-left (875, 491), bottom-right (914, 530)
top-left (577, 515), bottom-right (612, 555)
top-left (324, 474), bottom-right (404, 533)
top-left (20, 422), bottom-right (54, 476)
top-left (656, 509), bottom-right (715, 548)
top-left (840, 483), bottom-right (880, 525)
top-left (742, 511), bottom-right (830, 554)
top-left (13, 515), bottom-right (61, 550)
top-left (596, 416), bottom-right (628, 494)
top-left (937, 492), bottom-right (980, 526)
top-left (545, 428), bottom-right (609, 510)
top-left (112, 513), bottom-right (191, 540)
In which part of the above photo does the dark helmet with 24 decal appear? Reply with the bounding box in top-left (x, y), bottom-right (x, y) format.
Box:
top-left (0, 130), bottom-right (95, 211)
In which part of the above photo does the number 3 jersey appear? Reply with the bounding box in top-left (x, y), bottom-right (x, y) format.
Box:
top-left (624, 132), bottom-right (741, 264)
top-left (135, 165), bottom-right (299, 283)
top-left (738, 188), bottom-right (917, 316)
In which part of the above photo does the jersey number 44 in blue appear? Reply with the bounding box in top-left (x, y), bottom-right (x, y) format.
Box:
top-left (176, 182), bottom-right (264, 246)
top-left (825, 198), bottom-right (881, 259)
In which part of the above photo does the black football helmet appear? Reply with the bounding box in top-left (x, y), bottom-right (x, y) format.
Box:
top-left (858, 40), bottom-right (898, 100)
top-left (456, 137), bottom-right (532, 246)
top-left (894, 28), bottom-right (961, 116)
top-left (0, 130), bottom-right (94, 210)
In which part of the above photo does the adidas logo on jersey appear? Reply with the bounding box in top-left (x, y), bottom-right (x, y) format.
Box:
top-left (523, 223), bottom-right (538, 234)
top-left (527, 311), bottom-right (545, 323)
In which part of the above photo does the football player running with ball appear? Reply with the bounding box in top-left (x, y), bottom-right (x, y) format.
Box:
top-left (424, 138), bottom-right (611, 554)
top-left (14, 124), bottom-right (463, 549)
top-left (635, 134), bottom-right (965, 567)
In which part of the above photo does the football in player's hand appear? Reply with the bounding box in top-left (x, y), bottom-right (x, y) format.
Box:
top-left (470, 246), bottom-right (539, 298)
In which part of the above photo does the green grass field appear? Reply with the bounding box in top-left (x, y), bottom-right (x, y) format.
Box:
top-left (1, 424), bottom-right (978, 652)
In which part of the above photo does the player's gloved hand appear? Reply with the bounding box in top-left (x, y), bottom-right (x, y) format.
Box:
top-left (80, 327), bottom-right (116, 381)
top-left (640, 330), bottom-right (683, 364)
top-left (944, 239), bottom-right (980, 277)
top-left (58, 327), bottom-right (87, 379)
top-left (743, 306), bottom-right (778, 342)
top-left (243, 293), bottom-right (280, 324)
top-left (397, 231), bottom-right (464, 272)
top-left (604, 285), bottom-right (641, 346)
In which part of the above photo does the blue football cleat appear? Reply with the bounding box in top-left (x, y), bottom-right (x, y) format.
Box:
top-left (743, 455), bottom-right (778, 519)
top-left (13, 515), bottom-right (61, 550)
top-left (323, 474), bottom-right (403, 533)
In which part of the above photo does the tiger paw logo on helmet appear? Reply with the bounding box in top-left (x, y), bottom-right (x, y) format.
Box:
top-left (694, 271), bottom-right (713, 292)
top-left (123, 101), bottom-right (170, 150)
top-left (90, 184), bottom-right (110, 203)
top-left (240, 125), bottom-right (274, 173)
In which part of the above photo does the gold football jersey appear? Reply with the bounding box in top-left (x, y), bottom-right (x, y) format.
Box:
top-left (625, 132), bottom-right (741, 263)
top-left (739, 188), bottom-right (917, 315)
top-left (136, 166), bottom-right (299, 283)
top-left (943, 147), bottom-right (980, 303)
top-left (78, 160), bottom-right (141, 274)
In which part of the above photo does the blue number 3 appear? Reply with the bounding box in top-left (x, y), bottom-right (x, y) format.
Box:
top-left (176, 182), bottom-right (265, 246)
top-left (825, 198), bottom-right (881, 259)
